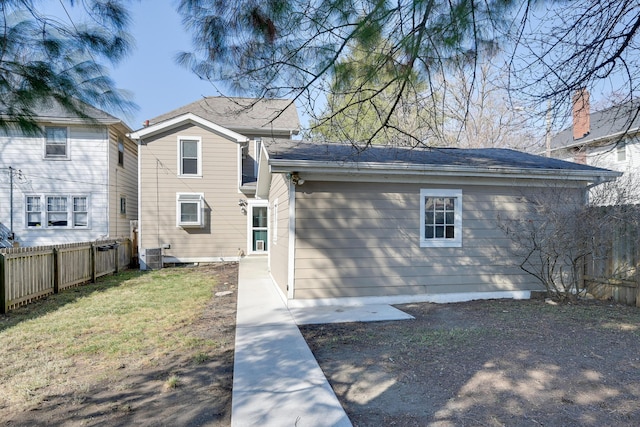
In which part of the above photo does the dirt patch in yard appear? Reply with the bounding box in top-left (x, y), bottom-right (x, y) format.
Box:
top-left (2, 263), bottom-right (237, 427)
top-left (301, 298), bottom-right (640, 427)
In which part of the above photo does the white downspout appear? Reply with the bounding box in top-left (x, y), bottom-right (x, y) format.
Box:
top-left (287, 179), bottom-right (296, 300)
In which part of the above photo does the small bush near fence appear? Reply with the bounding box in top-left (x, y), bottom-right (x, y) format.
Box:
top-left (0, 239), bottom-right (132, 313)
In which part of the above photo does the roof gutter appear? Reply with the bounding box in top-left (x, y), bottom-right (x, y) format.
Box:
top-left (268, 159), bottom-right (622, 183)
top-left (548, 126), bottom-right (640, 154)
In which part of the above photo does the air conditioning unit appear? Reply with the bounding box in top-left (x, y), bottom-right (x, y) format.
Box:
top-left (255, 240), bottom-right (265, 251)
top-left (145, 248), bottom-right (163, 270)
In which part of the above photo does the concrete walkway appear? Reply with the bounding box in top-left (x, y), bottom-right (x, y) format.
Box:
top-left (231, 257), bottom-right (352, 426)
top-left (231, 257), bottom-right (413, 426)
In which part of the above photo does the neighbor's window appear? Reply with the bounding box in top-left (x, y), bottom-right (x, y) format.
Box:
top-left (73, 196), bottom-right (88, 227)
top-left (47, 196), bottom-right (68, 227)
top-left (420, 189), bottom-right (462, 248)
top-left (26, 196), bottom-right (42, 227)
top-left (26, 195), bottom-right (89, 228)
top-left (120, 196), bottom-right (127, 215)
top-left (178, 137), bottom-right (201, 176)
top-left (118, 137), bottom-right (125, 167)
top-left (45, 126), bottom-right (68, 159)
top-left (176, 193), bottom-right (204, 228)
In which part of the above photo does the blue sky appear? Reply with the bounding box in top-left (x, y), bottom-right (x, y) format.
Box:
top-left (49, 1), bottom-right (623, 135)
top-left (108, 1), bottom-right (218, 130)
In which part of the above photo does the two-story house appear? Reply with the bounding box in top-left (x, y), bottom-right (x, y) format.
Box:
top-left (128, 96), bottom-right (300, 269)
top-left (547, 89), bottom-right (640, 202)
top-left (0, 99), bottom-right (138, 247)
top-left (130, 96), bottom-right (620, 307)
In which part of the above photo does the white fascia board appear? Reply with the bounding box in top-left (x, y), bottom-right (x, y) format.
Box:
top-left (268, 159), bottom-right (622, 184)
top-left (548, 127), bottom-right (640, 154)
top-left (128, 113), bottom-right (249, 143)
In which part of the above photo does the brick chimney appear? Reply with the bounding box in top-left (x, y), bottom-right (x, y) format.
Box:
top-left (572, 88), bottom-right (590, 140)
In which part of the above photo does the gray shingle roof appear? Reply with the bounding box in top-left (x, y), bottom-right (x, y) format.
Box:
top-left (147, 96), bottom-right (300, 134)
top-left (551, 100), bottom-right (640, 149)
top-left (265, 140), bottom-right (616, 173)
top-left (0, 98), bottom-right (123, 125)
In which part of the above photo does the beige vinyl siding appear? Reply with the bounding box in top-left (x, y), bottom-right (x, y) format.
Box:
top-left (108, 128), bottom-right (138, 239)
top-left (293, 181), bottom-right (550, 299)
top-left (268, 173), bottom-right (290, 295)
top-left (139, 123), bottom-right (246, 260)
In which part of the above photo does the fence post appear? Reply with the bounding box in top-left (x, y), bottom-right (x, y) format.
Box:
top-left (53, 248), bottom-right (59, 294)
top-left (91, 243), bottom-right (97, 283)
top-left (0, 253), bottom-right (6, 314)
top-left (114, 242), bottom-right (119, 274)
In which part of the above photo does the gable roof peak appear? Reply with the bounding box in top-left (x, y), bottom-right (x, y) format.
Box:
top-left (144, 96), bottom-right (300, 135)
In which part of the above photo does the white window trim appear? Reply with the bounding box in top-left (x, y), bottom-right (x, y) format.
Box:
top-left (176, 192), bottom-right (205, 228)
top-left (246, 199), bottom-right (269, 254)
top-left (177, 136), bottom-right (202, 178)
top-left (43, 126), bottom-right (70, 160)
top-left (25, 195), bottom-right (43, 228)
top-left (72, 195), bottom-right (89, 228)
top-left (24, 194), bottom-right (90, 229)
top-left (420, 189), bottom-right (462, 248)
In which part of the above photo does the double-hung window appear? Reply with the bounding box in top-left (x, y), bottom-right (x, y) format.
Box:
top-left (47, 196), bottom-right (68, 227)
top-left (420, 189), bottom-right (462, 248)
top-left (25, 195), bottom-right (89, 228)
top-left (178, 137), bottom-right (201, 177)
top-left (26, 196), bottom-right (42, 227)
top-left (45, 126), bottom-right (68, 159)
top-left (177, 193), bottom-right (205, 228)
top-left (118, 137), bottom-right (125, 167)
top-left (73, 196), bottom-right (88, 227)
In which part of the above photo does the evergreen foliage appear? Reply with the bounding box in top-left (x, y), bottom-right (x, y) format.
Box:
top-left (0, 0), bottom-right (135, 133)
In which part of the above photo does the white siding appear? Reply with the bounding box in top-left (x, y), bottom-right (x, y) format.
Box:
top-left (552, 135), bottom-right (640, 203)
top-left (0, 125), bottom-right (111, 246)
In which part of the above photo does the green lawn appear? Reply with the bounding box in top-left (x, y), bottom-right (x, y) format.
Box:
top-left (0, 267), bottom-right (222, 412)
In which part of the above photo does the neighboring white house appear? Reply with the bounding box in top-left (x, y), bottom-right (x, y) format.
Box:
top-left (547, 90), bottom-right (640, 202)
top-left (0, 100), bottom-right (138, 247)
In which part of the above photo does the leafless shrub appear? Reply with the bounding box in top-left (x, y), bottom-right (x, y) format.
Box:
top-left (498, 180), bottom-right (640, 302)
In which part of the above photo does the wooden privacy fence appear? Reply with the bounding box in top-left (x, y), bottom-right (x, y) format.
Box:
top-left (584, 206), bottom-right (640, 307)
top-left (0, 239), bottom-right (132, 313)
